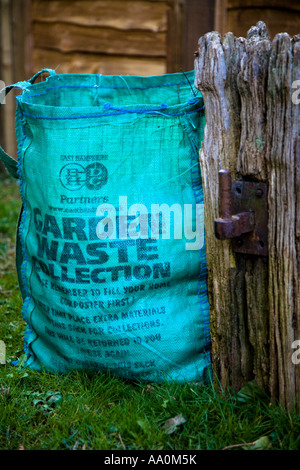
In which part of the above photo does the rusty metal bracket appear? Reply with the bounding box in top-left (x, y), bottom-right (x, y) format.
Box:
top-left (214, 169), bottom-right (268, 256)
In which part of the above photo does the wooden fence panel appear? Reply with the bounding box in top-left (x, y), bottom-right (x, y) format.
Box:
top-left (226, 0), bottom-right (300, 39)
top-left (195, 21), bottom-right (300, 409)
top-left (32, 0), bottom-right (168, 31)
top-left (31, 0), bottom-right (169, 76)
top-left (32, 22), bottom-right (166, 57)
top-left (33, 49), bottom-right (165, 76)
top-left (0, 0), bottom-right (32, 161)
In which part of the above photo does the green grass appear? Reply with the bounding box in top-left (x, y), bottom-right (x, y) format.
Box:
top-left (0, 174), bottom-right (299, 451)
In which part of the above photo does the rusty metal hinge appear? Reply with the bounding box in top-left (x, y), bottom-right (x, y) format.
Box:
top-left (214, 169), bottom-right (268, 256)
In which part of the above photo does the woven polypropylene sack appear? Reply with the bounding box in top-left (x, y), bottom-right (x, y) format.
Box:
top-left (0, 69), bottom-right (211, 383)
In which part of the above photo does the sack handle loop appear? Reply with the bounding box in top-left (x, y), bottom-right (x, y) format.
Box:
top-left (0, 69), bottom-right (56, 179)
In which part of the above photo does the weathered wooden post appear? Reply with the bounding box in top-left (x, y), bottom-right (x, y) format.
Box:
top-left (194, 21), bottom-right (300, 409)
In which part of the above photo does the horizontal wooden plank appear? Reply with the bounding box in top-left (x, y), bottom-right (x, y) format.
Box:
top-left (228, 0), bottom-right (300, 12)
top-left (33, 22), bottom-right (166, 56)
top-left (33, 48), bottom-right (166, 76)
top-left (227, 8), bottom-right (300, 38)
top-left (32, 0), bottom-right (168, 32)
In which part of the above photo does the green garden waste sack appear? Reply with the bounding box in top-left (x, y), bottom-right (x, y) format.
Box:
top-left (0, 69), bottom-right (211, 383)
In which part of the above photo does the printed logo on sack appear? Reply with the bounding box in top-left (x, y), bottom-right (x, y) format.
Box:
top-left (60, 162), bottom-right (108, 191)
